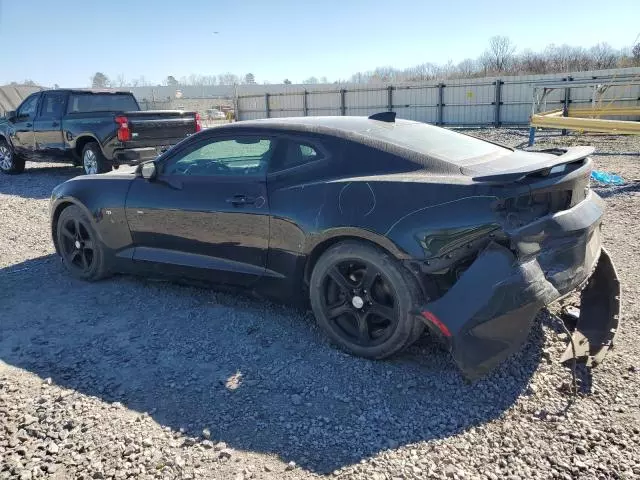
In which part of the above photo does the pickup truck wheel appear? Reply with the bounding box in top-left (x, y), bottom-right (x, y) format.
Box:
top-left (0, 139), bottom-right (26, 174)
top-left (82, 143), bottom-right (111, 175)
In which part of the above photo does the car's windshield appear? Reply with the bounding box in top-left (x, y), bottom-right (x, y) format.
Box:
top-left (67, 93), bottom-right (139, 113)
top-left (362, 122), bottom-right (512, 166)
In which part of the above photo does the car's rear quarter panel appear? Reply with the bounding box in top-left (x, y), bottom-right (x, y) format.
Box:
top-left (266, 156), bottom-right (497, 288)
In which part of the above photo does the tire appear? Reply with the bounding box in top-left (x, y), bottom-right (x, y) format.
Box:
top-left (81, 142), bottom-right (111, 175)
top-left (309, 241), bottom-right (424, 359)
top-left (0, 138), bottom-right (26, 174)
top-left (56, 205), bottom-right (109, 281)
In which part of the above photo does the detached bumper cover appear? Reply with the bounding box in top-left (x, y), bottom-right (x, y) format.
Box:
top-left (419, 192), bottom-right (620, 379)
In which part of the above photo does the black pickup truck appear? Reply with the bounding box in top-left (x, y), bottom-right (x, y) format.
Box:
top-left (0, 89), bottom-right (200, 175)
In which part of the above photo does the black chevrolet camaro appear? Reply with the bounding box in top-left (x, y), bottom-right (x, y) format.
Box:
top-left (50, 113), bottom-right (620, 379)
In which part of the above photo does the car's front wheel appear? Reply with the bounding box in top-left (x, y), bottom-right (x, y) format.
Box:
top-left (0, 139), bottom-right (26, 174)
top-left (56, 205), bottom-right (109, 281)
top-left (309, 241), bottom-right (424, 359)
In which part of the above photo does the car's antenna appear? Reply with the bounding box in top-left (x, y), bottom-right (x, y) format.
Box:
top-left (368, 112), bottom-right (396, 123)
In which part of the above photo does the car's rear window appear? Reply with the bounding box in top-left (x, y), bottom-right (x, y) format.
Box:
top-left (67, 93), bottom-right (139, 113)
top-left (362, 121), bottom-right (511, 166)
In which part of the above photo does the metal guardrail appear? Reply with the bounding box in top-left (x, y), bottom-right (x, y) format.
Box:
top-left (528, 76), bottom-right (640, 144)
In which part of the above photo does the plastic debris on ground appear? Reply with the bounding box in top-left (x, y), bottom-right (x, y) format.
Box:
top-left (591, 170), bottom-right (625, 185)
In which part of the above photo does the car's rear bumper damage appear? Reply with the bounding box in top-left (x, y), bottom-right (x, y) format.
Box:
top-left (417, 192), bottom-right (621, 380)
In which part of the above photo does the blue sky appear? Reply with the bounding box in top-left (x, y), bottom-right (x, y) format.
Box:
top-left (0, 0), bottom-right (638, 87)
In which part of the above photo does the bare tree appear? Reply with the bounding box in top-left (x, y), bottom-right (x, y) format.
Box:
top-left (187, 74), bottom-right (200, 86)
top-left (633, 43), bottom-right (640, 66)
top-left (370, 67), bottom-right (398, 83)
top-left (201, 75), bottom-right (217, 86)
top-left (350, 72), bottom-right (367, 83)
top-left (218, 73), bottom-right (239, 85)
top-left (130, 76), bottom-right (151, 87)
top-left (478, 51), bottom-right (493, 76)
top-left (589, 43), bottom-right (618, 69)
top-left (114, 74), bottom-right (128, 87)
top-left (485, 36), bottom-right (516, 72)
top-left (303, 76), bottom-right (319, 84)
top-left (515, 49), bottom-right (547, 74)
top-left (405, 63), bottom-right (438, 81)
top-left (438, 60), bottom-right (456, 79)
top-left (456, 59), bottom-right (478, 78)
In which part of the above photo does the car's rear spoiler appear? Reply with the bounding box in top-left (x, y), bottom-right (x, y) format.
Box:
top-left (470, 146), bottom-right (595, 184)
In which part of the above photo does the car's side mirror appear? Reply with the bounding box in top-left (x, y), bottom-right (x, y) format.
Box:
top-left (5, 110), bottom-right (16, 121)
top-left (139, 162), bottom-right (157, 180)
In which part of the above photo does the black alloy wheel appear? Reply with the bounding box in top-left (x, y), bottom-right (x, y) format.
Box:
top-left (321, 260), bottom-right (398, 347)
top-left (309, 241), bottom-right (424, 359)
top-left (59, 216), bottom-right (95, 274)
top-left (56, 205), bottom-right (108, 281)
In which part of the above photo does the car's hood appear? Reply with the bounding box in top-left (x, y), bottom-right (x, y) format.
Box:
top-left (70, 167), bottom-right (137, 181)
top-left (104, 165), bottom-right (138, 176)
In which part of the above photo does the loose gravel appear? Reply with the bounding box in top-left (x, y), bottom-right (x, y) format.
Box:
top-left (1, 129), bottom-right (639, 479)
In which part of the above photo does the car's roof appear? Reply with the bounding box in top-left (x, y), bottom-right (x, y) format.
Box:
top-left (213, 116), bottom-right (512, 174)
top-left (223, 115), bottom-right (417, 133)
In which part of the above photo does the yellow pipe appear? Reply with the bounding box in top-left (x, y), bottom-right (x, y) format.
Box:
top-left (568, 106), bottom-right (640, 117)
top-left (531, 114), bottom-right (640, 134)
top-left (535, 109), bottom-right (563, 116)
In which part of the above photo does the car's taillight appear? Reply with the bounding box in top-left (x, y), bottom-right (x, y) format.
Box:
top-left (195, 113), bottom-right (202, 132)
top-left (115, 116), bottom-right (131, 142)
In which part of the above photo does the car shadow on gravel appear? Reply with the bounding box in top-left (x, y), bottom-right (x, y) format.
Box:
top-left (0, 164), bottom-right (80, 199)
top-left (0, 255), bottom-right (544, 474)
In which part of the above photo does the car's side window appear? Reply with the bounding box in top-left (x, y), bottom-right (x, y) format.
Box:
top-left (38, 92), bottom-right (67, 120)
top-left (17, 94), bottom-right (40, 120)
top-left (163, 137), bottom-right (273, 177)
top-left (270, 139), bottom-right (324, 172)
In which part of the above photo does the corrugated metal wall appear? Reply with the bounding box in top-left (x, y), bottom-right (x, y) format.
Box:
top-left (0, 85), bottom-right (44, 115)
top-left (229, 67), bottom-right (640, 125)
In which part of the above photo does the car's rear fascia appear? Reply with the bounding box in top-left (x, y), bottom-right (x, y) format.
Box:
top-left (415, 158), bottom-right (620, 379)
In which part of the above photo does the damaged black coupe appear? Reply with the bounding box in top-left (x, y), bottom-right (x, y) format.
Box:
top-left (49, 113), bottom-right (620, 379)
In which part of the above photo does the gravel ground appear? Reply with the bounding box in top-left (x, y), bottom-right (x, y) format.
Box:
top-left (1, 129), bottom-right (639, 479)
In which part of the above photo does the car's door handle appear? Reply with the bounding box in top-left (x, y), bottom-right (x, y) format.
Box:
top-left (226, 195), bottom-right (255, 206)
top-left (51, 121), bottom-right (60, 127)
top-left (26, 123), bottom-right (32, 128)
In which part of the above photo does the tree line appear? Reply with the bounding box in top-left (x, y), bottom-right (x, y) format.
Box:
top-left (87, 71), bottom-right (334, 89)
top-left (347, 37), bottom-right (640, 84)
top-left (9, 37), bottom-right (640, 89)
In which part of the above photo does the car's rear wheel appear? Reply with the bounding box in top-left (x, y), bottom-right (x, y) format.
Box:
top-left (82, 143), bottom-right (111, 175)
top-left (309, 241), bottom-right (424, 359)
top-left (0, 139), bottom-right (26, 174)
top-left (56, 205), bottom-right (108, 281)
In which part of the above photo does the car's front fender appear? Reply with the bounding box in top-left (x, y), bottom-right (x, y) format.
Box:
top-left (50, 176), bottom-right (134, 256)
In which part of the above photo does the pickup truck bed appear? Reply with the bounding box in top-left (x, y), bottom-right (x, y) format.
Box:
top-left (0, 89), bottom-right (200, 175)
